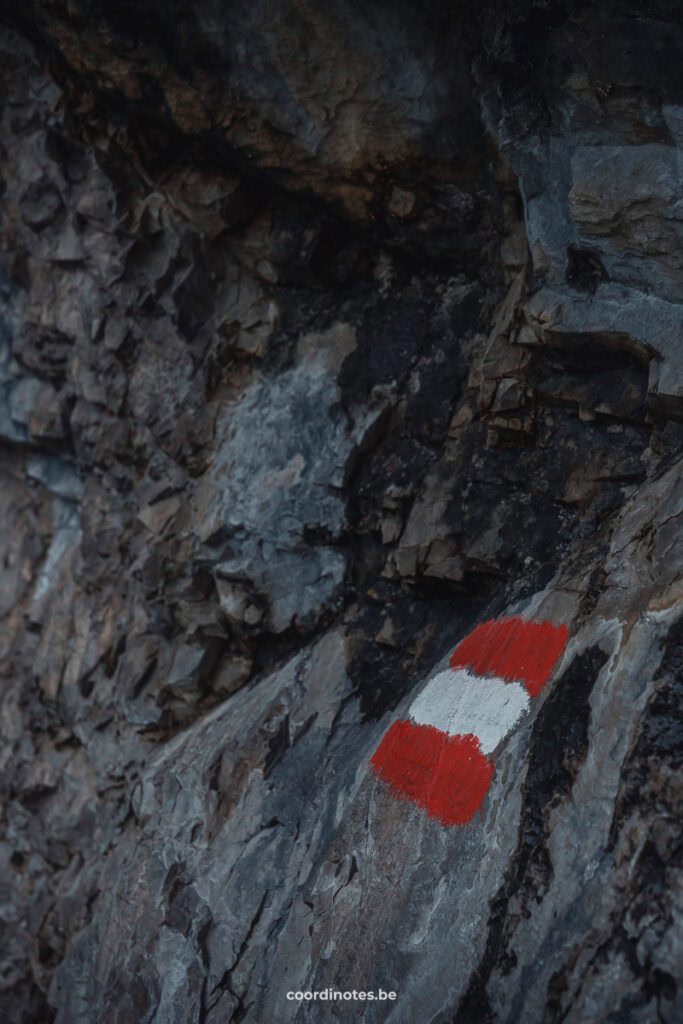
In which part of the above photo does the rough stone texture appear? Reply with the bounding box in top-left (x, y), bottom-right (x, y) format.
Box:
top-left (0, 2), bottom-right (681, 1022)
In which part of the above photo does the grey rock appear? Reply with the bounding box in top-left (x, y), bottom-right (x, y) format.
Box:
top-left (26, 454), bottom-right (84, 503)
top-left (194, 322), bottom-right (365, 633)
top-left (19, 179), bottom-right (64, 230)
top-left (10, 377), bottom-right (66, 439)
top-left (0, 4), bottom-right (681, 1024)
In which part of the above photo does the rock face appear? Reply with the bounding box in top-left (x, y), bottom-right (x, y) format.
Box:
top-left (0, 2), bottom-right (681, 1022)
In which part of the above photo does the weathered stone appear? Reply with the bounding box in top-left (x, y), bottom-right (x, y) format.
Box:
top-left (19, 179), bottom-right (64, 230)
top-left (10, 377), bottom-right (66, 440)
top-left (0, 4), bottom-right (681, 1023)
top-left (137, 495), bottom-right (181, 535)
top-left (26, 455), bottom-right (84, 503)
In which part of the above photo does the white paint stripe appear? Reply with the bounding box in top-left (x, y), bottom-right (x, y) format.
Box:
top-left (408, 668), bottom-right (530, 755)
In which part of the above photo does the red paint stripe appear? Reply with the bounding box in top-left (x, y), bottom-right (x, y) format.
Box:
top-left (370, 719), bottom-right (494, 827)
top-left (449, 616), bottom-right (568, 697)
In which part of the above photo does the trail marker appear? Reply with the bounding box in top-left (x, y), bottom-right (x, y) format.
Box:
top-left (370, 616), bottom-right (568, 826)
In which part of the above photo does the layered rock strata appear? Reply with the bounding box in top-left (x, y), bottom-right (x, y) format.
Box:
top-left (0, 2), bottom-right (681, 1022)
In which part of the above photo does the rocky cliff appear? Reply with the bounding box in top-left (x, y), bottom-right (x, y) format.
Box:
top-left (0, 2), bottom-right (681, 1022)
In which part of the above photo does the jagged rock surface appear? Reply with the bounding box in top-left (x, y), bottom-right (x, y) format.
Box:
top-left (0, 2), bottom-right (681, 1022)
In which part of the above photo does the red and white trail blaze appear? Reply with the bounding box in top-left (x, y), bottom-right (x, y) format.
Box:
top-left (369, 615), bottom-right (568, 826)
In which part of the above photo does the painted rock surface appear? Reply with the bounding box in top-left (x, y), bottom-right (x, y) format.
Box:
top-left (370, 617), bottom-right (568, 825)
top-left (0, 2), bottom-right (681, 1022)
